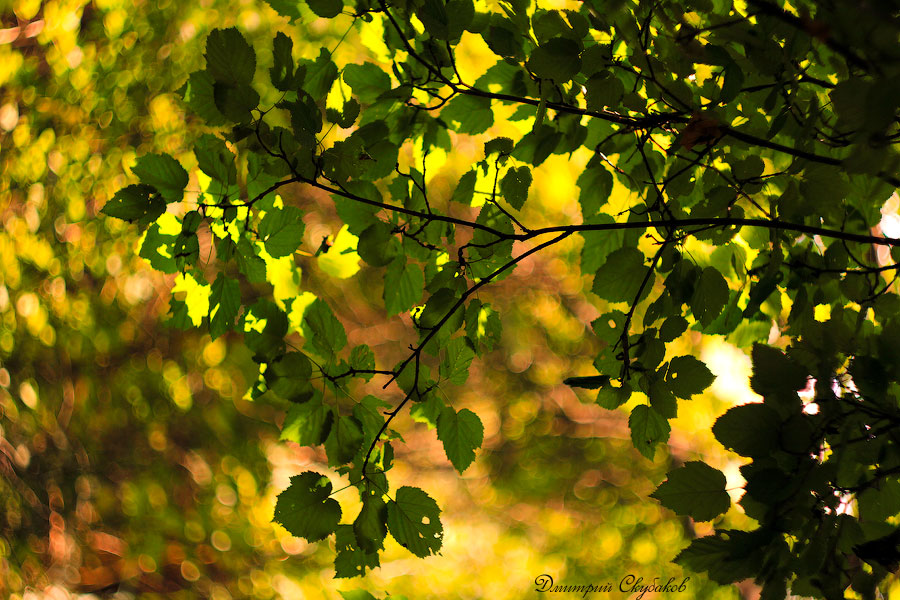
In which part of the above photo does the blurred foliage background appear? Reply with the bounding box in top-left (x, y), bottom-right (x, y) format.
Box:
top-left (3, 0), bottom-right (881, 598)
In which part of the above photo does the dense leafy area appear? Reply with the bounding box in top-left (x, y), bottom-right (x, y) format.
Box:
top-left (101, 0), bottom-right (900, 597)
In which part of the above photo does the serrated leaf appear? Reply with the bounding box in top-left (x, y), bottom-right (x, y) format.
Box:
top-left (209, 273), bottom-right (240, 339)
top-left (343, 63), bottom-right (391, 103)
top-left (339, 591), bottom-right (379, 600)
top-left (436, 407), bottom-right (483, 473)
top-left (324, 414), bottom-right (364, 465)
top-left (306, 0), bottom-right (343, 18)
top-left (259, 206), bottom-right (305, 258)
top-left (273, 471), bottom-right (341, 542)
top-left (353, 495), bottom-right (388, 553)
top-left (334, 524), bottom-right (379, 578)
top-left (485, 137), bottom-right (514, 156)
top-left (596, 382), bottom-right (632, 409)
top-left (205, 27), bottom-right (256, 86)
top-left (674, 530), bottom-right (766, 584)
top-left (303, 298), bottom-right (347, 355)
top-left (500, 165), bottom-right (531, 210)
top-left (749, 343), bottom-right (808, 397)
top-left (410, 394), bottom-right (444, 429)
top-left (181, 70), bottom-right (227, 125)
top-left (526, 37), bottom-right (581, 83)
top-left (131, 154), bottom-right (188, 203)
top-left (665, 356), bottom-right (715, 399)
top-left (712, 403), bottom-right (781, 457)
top-left (440, 94), bottom-right (493, 135)
top-left (576, 158), bottom-right (614, 218)
top-left (195, 134), bottom-right (236, 185)
top-left (262, 0), bottom-right (302, 21)
top-left (629, 404), bottom-right (670, 460)
top-left (439, 337), bottom-right (475, 385)
top-left (450, 170), bottom-right (477, 205)
top-left (690, 267), bottom-right (729, 327)
top-left (592, 247), bottom-right (651, 303)
top-left (265, 352), bottom-right (314, 402)
top-left (651, 461), bottom-right (731, 521)
top-left (357, 222), bottom-right (399, 267)
top-left (585, 71), bottom-right (624, 111)
top-left (386, 486), bottom-right (443, 557)
top-left (270, 32), bottom-right (296, 91)
top-left (281, 398), bottom-right (333, 445)
top-left (353, 394), bottom-right (389, 450)
top-left (659, 315), bottom-right (688, 343)
top-left (384, 258), bottom-right (424, 316)
top-left (102, 184), bottom-right (164, 224)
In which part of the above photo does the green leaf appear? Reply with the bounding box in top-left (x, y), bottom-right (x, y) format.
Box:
top-left (500, 165), bottom-right (531, 210)
top-left (181, 70), bottom-right (227, 125)
top-left (576, 157), bottom-right (614, 218)
top-left (303, 298), bottom-right (347, 355)
top-left (665, 356), bottom-right (715, 399)
top-left (259, 206), bottom-right (305, 258)
top-left (281, 397), bottom-right (334, 445)
top-left (690, 267), bottom-right (729, 327)
top-left (205, 27), bottom-right (256, 86)
top-left (353, 395), bottom-right (389, 450)
top-left (209, 273), bottom-right (241, 339)
top-left (102, 185), bottom-right (164, 224)
top-left (436, 407), bottom-right (483, 473)
top-left (659, 316), bottom-right (689, 343)
top-left (485, 137), bottom-right (514, 157)
top-left (418, 0), bottom-right (450, 39)
top-left (384, 258), bottom-right (424, 316)
top-left (440, 94), bottom-right (493, 135)
top-left (674, 530), bottom-right (765, 584)
top-left (242, 299), bottom-right (288, 362)
top-left (195, 134), bottom-right (236, 185)
top-left (450, 170), bottom-right (477, 205)
top-left (339, 591), bottom-right (379, 600)
top-left (270, 32), bottom-right (297, 91)
top-left (324, 414), bottom-right (364, 465)
top-left (349, 345), bottom-right (376, 379)
top-left (749, 343), bottom-right (808, 397)
top-left (410, 394), bottom-right (443, 429)
top-left (439, 337), bottom-right (475, 385)
top-left (386, 486), bottom-right (443, 557)
top-left (526, 37), bottom-right (581, 83)
top-left (592, 247), bottom-right (651, 303)
top-left (273, 471), bottom-right (341, 542)
top-left (306, 0), bottom-right (343, 18)
top-left (300, 48), bottom-right (339, 99)
top-left (334, 524), bottom-right (379, 578)
top-left (334, 525), bottom-right (380, 580)
top-left (357, 222), bottom-right (399, 267)
top-left (651, 461), bottom-right (731, 521)
top-left (131, 153), bottom-right (188, 203)
top-left (629, 405), bottom-right (670, 460)
top-left (354, 494), bottom-right (388, 553)
top-left (712, 403), bottom-right (781, 457)
top-left (343, 63), bottom-right (391, 104)
top-left (262, 0), bottom-right (303, 21)
top-left (464, 300), bottom-right (501, 351)
top-left (265, 352), bottom-right (314, 402)
top-left (596, 382), bottom-right (632, 409)
top-left (213, 81), bottom-right (259, 123)
top-left (585, 71), bottom-right (625, 111)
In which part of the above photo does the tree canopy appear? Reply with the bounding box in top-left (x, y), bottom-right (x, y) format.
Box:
top-left (87, 0), bottom-right (900, 597)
